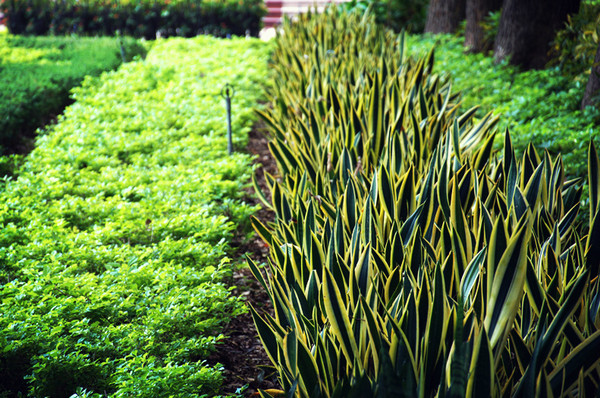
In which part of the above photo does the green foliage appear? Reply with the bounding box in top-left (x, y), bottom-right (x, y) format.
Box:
top-left (251, 10), bottom-right (600, 397)
top-left (339, 0), bottom-right (427, 32)
top-left (0, 36), bottom-right (270, 396)
top-left (407, 34), bottom-right (600, 180)
top-left (456, 9), bottom-right (501, 52)
top-left (0, 154), bottom-right (24, 179)
top-left (550, 2), bottom-right (600, 78)
top-left (478, 9), bottom-right (501, 50)
top-left (0, 33), bottom-right (146, 154)
top-left (0, 0), bottom-right (266, 38)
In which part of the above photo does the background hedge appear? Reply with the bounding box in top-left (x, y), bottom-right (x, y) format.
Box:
top-left (0, 0), bottom-right (266, 38)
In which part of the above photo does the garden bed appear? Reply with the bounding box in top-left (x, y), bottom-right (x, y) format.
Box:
top-left (249, 9), bottom-right (600, 397)
top-left (0, 35), bottom-right (270, 397)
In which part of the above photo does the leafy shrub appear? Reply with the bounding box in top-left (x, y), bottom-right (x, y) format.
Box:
top-left (250, 9), bottom-right (600, 397)
top-left (0, 0), bottom-right (266, 38)
top-left (0, 36), bottom-right (269, 396)
top-left (478, 9), bottom-right (501, 50)
top-left (457, 9), bottom-right (501, 52)
top-left (339, 0), bottom-right (427, 32)
top-left (550, 1), bottom-right (600, 78)
top-left (0, 33), bottom-right (146, 155)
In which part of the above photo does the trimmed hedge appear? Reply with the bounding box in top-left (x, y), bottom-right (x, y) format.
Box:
top-left (0, 32), bottom-right (146, 154)
top-left (0, 0), bottom-right (266, 38)
top-left (0, 36), bottom-right (269, 397)
top-left (339, 0), bottom-right (428, 32)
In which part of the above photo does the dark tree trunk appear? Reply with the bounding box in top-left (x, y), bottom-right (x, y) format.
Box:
top-left (464, 0), bottom-right (502, 52)
top-left (582, 42), bottom-right (600, 109)
top-left (494, 0), bottom-right (581, 69)
top-left (425, 0), bottom-right (467, 34)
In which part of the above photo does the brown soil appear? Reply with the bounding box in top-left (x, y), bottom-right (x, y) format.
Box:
top-left (208, 126), bottom-right (281, 396)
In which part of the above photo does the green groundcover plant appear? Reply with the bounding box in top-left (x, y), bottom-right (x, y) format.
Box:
top-left (0, 32), bottom-right (146, 155)
top-left (0, 35), bottom-right (269, 397)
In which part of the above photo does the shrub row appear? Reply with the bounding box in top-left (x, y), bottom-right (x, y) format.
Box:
top-left (406, 33), bottom-right (600, 181)
top-left (0, 32), bottom-right (146, 156)
top-left (338, 0), bottom-right (428, 32)
top-left (0, 0), bottom-right (266, 38)
top-left (251, 9), bottom-right (600, 397)
top-left (0, 35), bottom-right (269, 397)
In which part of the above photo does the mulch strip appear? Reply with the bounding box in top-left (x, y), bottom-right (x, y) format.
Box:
top-left (208, 126), bottom-right (281, 396)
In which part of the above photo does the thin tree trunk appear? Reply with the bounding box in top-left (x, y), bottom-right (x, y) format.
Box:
top-left (582, 42), bottom-right (600, 109)
top-left (464, 0), bottom-right (502, 53)
top-left (494, 0), bottom-right (581, 69)
top-left (425, 0), bottom-right (466, 34)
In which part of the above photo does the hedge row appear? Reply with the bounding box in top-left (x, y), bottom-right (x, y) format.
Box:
top-left (0, 0), bottom-right (266, 38)
top-left (0, 36), bottom-right (269, 397)
top-left (0, 32), bottom-right (146, 156)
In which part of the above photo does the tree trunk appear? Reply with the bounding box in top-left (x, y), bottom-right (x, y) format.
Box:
top-left (425, 0), bottom-right (467, 34)
top-left (494, 0), bottom-right (581, 69)
top-left (464, 0), bottom-right (502, 53)
top-left (582, 42), bottom-right (600, 109)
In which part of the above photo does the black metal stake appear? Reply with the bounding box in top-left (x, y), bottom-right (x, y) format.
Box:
top-left (116, 30), bottom-right (127, 63)
top-left (221, 84), bottom-right (235, 155)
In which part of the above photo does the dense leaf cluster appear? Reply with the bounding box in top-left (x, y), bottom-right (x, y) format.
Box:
top-left (0, 0), bottom-right (266, 38)
top-left (0, 36), bottom-right (269, 397)
top-left (550, 1), bottom-right (600, 78)
top-left (0, 32), bottom-right (145, 155)
top-left (338, 0), bottom-right (428, 33)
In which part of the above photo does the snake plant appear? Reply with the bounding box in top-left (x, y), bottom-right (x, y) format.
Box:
top-left (251, 9), bottom-right (600, 398)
